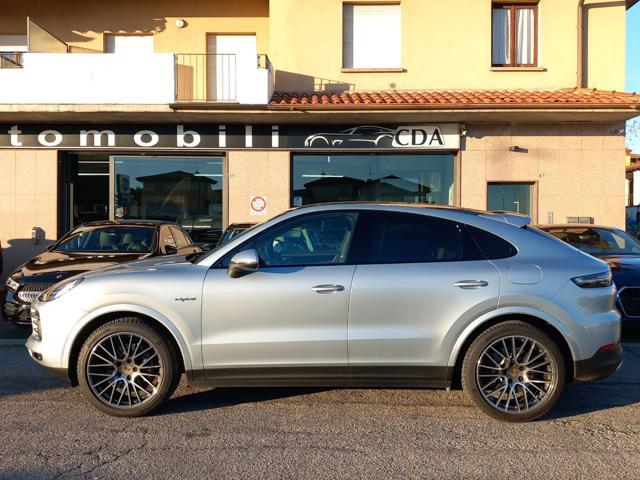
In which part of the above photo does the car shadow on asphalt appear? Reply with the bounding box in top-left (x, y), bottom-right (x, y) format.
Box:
top-left (159, 386), bottom-right (331, 415)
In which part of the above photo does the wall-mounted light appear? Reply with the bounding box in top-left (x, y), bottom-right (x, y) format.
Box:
top-left (509, 146), bottom-right (528, 153)
top-left (175, 19), bottom-right (187, 28)
top-left (613, 128), bottom-right (625, 135)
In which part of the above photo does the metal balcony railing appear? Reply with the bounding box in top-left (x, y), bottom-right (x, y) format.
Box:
top-left (0, 52), bottom-right (24, 69)
top-left (175, 53), bottom-right (273, 103)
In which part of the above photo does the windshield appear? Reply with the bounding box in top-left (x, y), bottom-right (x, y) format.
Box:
top-left (545, 227), bottom-right (640, 256)
top-left (55, 227), bottom-right (156, 254)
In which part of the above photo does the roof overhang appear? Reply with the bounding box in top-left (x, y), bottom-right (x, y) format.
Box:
top-left (628, 0), bottom-right (639, 9)
top-left (0, 104), bottom-right (637, 124)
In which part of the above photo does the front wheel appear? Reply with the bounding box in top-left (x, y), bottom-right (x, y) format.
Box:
top-left (462, 321), bottom-right (565, 422)
top-left (77, 317), bottom-right (181, 417)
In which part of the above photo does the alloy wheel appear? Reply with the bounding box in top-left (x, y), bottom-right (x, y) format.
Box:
top-left (86, 333), bottom-right (164, 409)
top-left (475, 335), bottom-right (557, 413)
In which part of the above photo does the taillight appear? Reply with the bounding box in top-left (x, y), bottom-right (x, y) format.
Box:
top-left (571, 271), bottom-right (612, 288)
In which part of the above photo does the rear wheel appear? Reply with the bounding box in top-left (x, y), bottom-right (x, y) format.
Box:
top-left (462, 321), bottom-right (565, 422)
top-left (77, 317), bottom-right (181, 417)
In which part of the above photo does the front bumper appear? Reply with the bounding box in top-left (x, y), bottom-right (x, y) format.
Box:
top-left (574, 344), bottom-right (623, 382)
top-left (2, 289), bottom-right (31, 325)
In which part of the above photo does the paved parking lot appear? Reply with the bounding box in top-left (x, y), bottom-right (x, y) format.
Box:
top-left (1, 328), bottom-right (639, 480)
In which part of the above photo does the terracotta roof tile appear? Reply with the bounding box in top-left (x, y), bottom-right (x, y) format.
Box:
top-left (270, 88), bottom-right (640, 108)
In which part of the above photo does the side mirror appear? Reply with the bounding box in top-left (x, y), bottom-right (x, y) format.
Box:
top-left (164, 245), bottom-right (178, 255)
top-left (228, 249), bottom-right (259, 278)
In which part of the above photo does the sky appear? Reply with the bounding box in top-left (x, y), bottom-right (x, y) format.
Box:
top-left (628, 4), bottom-right (640, 153)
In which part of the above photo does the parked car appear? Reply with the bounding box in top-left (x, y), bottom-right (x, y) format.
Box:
top-left (27, 204), bottom-right (621, 421)
top-left (187, 228), bottom-right (222, 251)
top-left (538, 224), bottom-right (640, 324)
top-left (217, 223), bottom-right (257, 247)
top-left (3, 220), bottom-right (200, 325)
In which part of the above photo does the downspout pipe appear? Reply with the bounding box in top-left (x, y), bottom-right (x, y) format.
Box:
top-left (577, 0), bottom-right (586, 88)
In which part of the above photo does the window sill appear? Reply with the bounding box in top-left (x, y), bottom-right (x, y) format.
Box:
top-left (341, 68), bottom-right (406, 73)
top-left (490, 66), bottom-right (547, 72)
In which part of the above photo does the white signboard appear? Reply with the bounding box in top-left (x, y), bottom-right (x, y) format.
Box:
top-left (391, 125), bottom-right (460, 149)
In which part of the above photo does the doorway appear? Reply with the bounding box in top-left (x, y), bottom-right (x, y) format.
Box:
top-left (206, 34), bottom-right (256, 101)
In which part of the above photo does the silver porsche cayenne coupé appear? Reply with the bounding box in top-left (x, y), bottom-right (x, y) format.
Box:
top-left (26, 203), bottom-right (622, 422)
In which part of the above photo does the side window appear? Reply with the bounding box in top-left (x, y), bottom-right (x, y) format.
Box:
top-left (159, 226), bottom-right (177, 254)
top-left (360, 212), bottom-right (484, 264)
top-left (231, 212), bottom-right (359, 267)
top-left (466, 224), bottom-right (517, 259)
top-left (170, 227), bottom-right (190, 249)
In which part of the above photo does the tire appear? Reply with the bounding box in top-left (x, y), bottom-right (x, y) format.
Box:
top-left (77, 317), bottom-right (181, 417)
top-left (461, 321), bottom-right (565, 422)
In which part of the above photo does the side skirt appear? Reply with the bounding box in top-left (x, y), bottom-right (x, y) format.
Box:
top-left (186, 365), bottom-right (453, 389)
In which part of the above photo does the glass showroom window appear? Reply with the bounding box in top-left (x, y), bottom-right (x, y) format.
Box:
top-left (292, 154), bottom-right (455, 206)
top-left (113, 156), bottom-right (224, 230)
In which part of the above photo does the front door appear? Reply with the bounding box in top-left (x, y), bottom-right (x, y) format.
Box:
top-left (201, 211), bottom-right (361, 380)
top-left (347, 211), bottom-right (501, 382)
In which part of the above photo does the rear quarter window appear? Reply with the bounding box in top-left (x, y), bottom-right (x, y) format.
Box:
top-left (466, 225), bottom-right (517, 259)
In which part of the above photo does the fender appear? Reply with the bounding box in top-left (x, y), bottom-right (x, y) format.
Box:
top-left (62, 303), bottom-right (197, 373)
top-left (446, 306), bottom-right (582, 368)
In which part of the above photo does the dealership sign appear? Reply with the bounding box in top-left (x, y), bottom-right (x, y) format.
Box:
top-left (0, 124), bottom-right (460, 150)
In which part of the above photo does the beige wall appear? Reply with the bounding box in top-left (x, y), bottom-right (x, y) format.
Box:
top-left (269, 0), bottom-right (626, 92)
top-left (0, 0), bottom-right (626, 92)
top-left (227, 151), bottom-right (291, 224)
top-left (0, 150), bottom-right (58, 280)
top-left (0, 0), bottom-right (269, 54)
top-left (461, 123), bottom-right (627, 227)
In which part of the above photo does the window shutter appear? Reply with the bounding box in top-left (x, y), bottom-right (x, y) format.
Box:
top-left (343, 4), bottom-right (401, 69)
top-left (104, 35), bottom-right (154, 54)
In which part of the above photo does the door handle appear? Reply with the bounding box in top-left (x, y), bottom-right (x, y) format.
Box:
top-left (453, 280), bottom-right (489, 289)
top-left (310, 284), bottom-right (345, 294)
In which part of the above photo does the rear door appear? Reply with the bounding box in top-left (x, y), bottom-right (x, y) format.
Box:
top-left (347, 211), bottom-right (501, 382)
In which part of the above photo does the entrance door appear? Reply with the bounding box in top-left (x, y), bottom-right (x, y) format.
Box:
top-left (487, 182), bottom-right (533, 216)
top-left (207, 34), bottom-right (256, 101)
top-left (201, 211), bottom-right (360, 380)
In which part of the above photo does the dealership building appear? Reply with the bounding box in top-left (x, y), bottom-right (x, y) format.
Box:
top-left (1, 0), bottom-right (639, 279)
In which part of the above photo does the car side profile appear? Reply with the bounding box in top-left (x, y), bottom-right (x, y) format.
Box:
top-left (304, 126), bottom-right (395, 147)
top-left (26, 203), bottom-right (621, 422)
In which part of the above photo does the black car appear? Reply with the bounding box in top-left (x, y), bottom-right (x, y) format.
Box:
top-left (2, 220), bottom-right (200, 326)
top-left (539, 224), bottom-right (640, 323)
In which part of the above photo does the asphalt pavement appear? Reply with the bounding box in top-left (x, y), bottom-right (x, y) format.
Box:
top-left (1, 327), bottom-right (640, 479)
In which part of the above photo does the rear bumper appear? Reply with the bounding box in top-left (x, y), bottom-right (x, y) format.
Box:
top-left (573, 345), bottom-right (622, 383)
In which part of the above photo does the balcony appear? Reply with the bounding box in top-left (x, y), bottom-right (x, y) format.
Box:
top-left (0, 52), bottom-right (176, 104)
top-left (175, 53), bottom-right (274, 105)
top-left (0, 51), bottom-right (274, 105)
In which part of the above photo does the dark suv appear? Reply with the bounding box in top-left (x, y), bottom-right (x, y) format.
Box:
top-left (2, 220), bottom-right (200, 325)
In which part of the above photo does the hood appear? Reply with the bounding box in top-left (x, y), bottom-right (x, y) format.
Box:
top-left (12, 250), bottom-right (149, 284)
top-left (599, 255), bottom-right (640, 289)
top-left (80, 254), bottom-right (194, 280)
top-left (600, 255), bottom-right (640, 271)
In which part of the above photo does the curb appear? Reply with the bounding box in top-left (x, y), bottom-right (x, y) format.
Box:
top-left (0, 339), bottom-right (26, 346)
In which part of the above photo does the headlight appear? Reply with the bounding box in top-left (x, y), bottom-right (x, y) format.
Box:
top-left (5, 276), bottom-right (19, 291)
top-left (571, 271), bottom-right (612, 288)
top-left (39, 277), bottom-right (84, 302)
